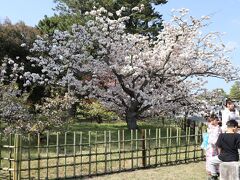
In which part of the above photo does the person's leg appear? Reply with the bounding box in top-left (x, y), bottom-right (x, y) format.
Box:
top-left (206, 150), bottom-right (211, 174)
top-left (209, 156), bottom-right (222, 176)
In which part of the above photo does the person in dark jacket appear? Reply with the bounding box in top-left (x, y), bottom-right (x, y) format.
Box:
top-left (208, 120), bottom-right (240, 180)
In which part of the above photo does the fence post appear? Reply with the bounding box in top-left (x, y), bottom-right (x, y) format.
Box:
top-left (0, 133), bottom-right (2, 172)
top-left (141, 129), bottom-right (146, 168)
top-left (13, 134), bottom-right (22, 180)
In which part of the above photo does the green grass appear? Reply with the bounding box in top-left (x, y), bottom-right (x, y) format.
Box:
top-left (90, 161), bottom-right (207, 180)
top-left (67, 118), bottom-right (182, 131)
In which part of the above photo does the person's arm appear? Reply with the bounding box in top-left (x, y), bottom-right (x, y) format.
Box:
top-left (221, 110), bottom-right (228, 124)
top-left (221, 110), bottom-right (229, 131)
top-left (208, 128), bottom-right (220, 145)
top-left (236, 109), bottom-right (240, 119)
top-left (215, 133), bottom-right (222, 149)
top-left (236, 134), bottom-right (240, 149)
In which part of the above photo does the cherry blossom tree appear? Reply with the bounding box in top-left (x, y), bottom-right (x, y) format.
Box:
top-left (4, 7), bottom-right (240, 130)
top-left (87, 8), bottom-right (240, 129)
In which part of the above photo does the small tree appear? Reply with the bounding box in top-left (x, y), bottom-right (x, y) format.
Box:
top-left (77, 101), bottom-right (119, 123)
top-left (0, 83), bottom-right (33, 134)
top-left (229, 81), bottom-right (240, 101)
top-left (0, 83), bottom-right (77, 134)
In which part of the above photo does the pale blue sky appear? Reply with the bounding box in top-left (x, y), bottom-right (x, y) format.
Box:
top-left (0, 0), bottom-right (55, 26)
top-left (0, 0), bottom-right (239, 93)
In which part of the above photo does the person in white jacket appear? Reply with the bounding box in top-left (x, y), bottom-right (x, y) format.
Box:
top-left (221, 99), bottom-right (239, 132)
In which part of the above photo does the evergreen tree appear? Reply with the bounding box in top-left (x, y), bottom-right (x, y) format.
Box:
top-left (38, 0), bottom-right (167, 37)
top-left (37, 14), bottom-right (83, 35)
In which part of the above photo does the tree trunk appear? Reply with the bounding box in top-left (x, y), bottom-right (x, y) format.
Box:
top-left (68, 102), bottom-right (77, 117)
top-left (126, 111), bottom-right (138, 130)
top-left (183, 111), bottom-right (189, 131)
top-left (96, 115), bottom-right (103, 124)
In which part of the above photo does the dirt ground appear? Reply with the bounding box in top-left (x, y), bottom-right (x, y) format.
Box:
top-left (89, 161), bottom-right (207, 180)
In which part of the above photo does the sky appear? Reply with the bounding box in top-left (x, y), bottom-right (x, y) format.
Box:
top-left (0, 0), bottom-right (240, 94)
top-left (0, 0), bottom-right (55, 26)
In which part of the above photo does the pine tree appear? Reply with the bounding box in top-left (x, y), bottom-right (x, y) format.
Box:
top-left (38, 0), bottom-right (167, 37)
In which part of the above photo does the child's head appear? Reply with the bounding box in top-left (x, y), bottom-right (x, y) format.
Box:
top-left (208, 114), bottom-right (219, 126)
top-left (225, 99), bottom-right (235, 111)
top-left (226, 120), bottom-right (238, 132)
top-left (207, 114), bottom-right (218, 126)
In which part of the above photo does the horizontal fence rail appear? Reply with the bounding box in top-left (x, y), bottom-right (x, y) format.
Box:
top-left (0, 127), bottom-right (206, 180)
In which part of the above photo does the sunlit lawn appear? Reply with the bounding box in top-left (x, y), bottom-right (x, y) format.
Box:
top-left (90, 161), bottom-right (207, 180)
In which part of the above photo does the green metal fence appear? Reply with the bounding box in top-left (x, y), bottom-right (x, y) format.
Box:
top-left (0, 127), bottom-right (205, 180)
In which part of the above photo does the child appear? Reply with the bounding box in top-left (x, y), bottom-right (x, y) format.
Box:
top-left (208, 120), bottom-right (240, 180)
top-left (205, 115), bottom-right (222, 178)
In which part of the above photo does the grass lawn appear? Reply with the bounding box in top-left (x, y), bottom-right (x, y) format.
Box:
top-left (90, 161), bottom-right (207, 180)
top-left (67, 118), bottom-right (182, 131)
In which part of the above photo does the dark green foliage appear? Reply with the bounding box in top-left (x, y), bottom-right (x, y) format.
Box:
top-left (42, 0), bottom-right (168, 37)
top-left (0, 19), bottom-right (38, 60)
top-left (77, 101), bottom-right (119, 123)
top-left (37, 14), bottom-right (84, 35)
